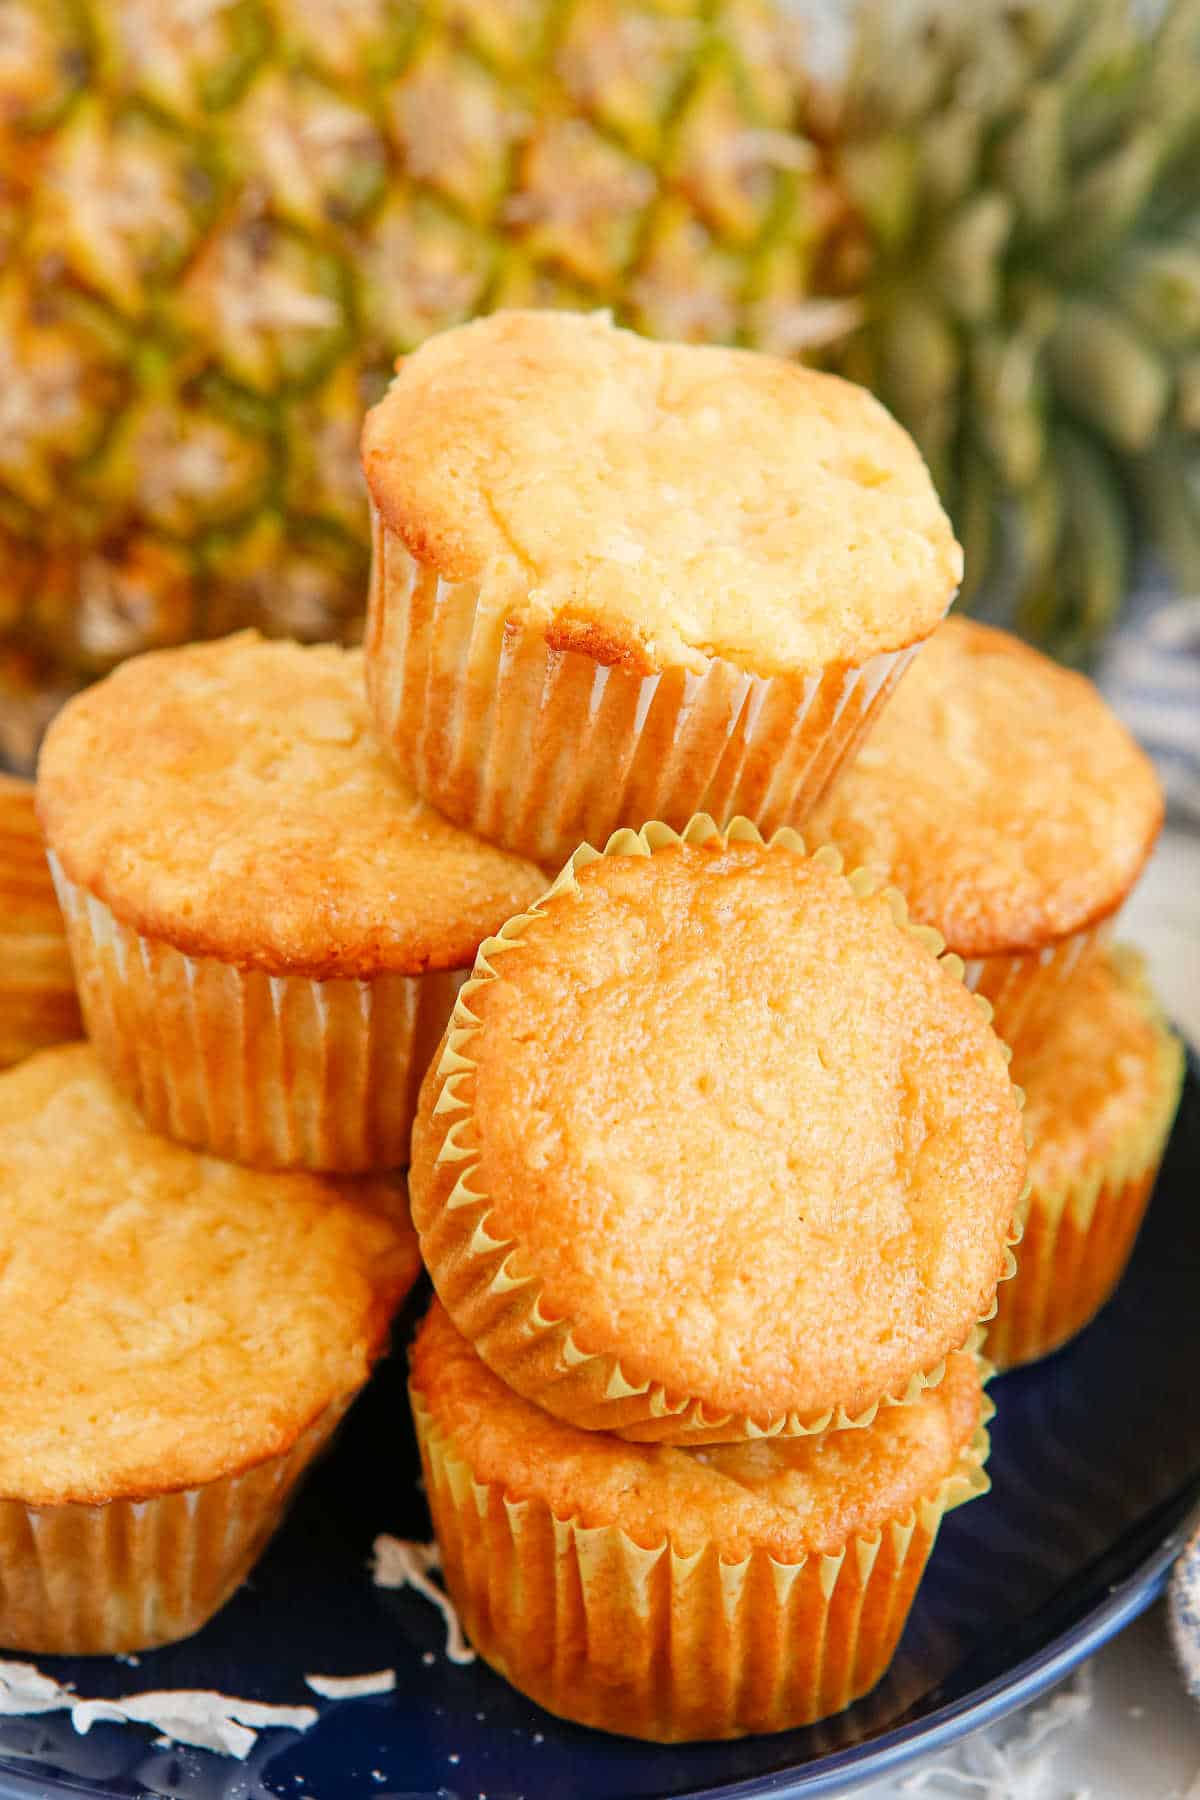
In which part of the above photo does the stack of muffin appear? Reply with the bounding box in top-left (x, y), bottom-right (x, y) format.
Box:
top-left (0, 312), bottom-right (1182, 1746)
top-left (3, 622), bottom-right (557, 1655)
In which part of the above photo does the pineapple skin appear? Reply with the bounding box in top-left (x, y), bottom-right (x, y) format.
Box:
top-left (833, 0), bottom-right (1200, 665)
top-left (0, 0), bottom-right (854, 763)
top-left (4, 0), bottom-right (1195, 762)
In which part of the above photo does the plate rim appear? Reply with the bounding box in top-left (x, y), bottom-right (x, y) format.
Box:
top-left (676, 1488), bottom-right (1199, 1798)
top-left (0, 1495), bottom-right (1191, 1800)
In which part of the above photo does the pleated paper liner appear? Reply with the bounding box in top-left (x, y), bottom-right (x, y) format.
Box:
top-left (413, 814), bottom-right (1024, 1446)
top-left (986, 956), bottom-right (1185, 1372)
top-left (49, 856), bottom-right (464, 1173)
top-left (0, 773), bottom-right (65, 937)
top-left (963, 918), bottom-right (1113, 1058)
top-left (0, 934), bottom-right (81, 1069)
top-left (365, 506), bottom-right (931, 870)
top-left (411, 1379), bottom-right (993, 1742)
top-left (0, 775), bottom-right (82, 1067)
top-left (0, 1397), bottom-right (350, 1656)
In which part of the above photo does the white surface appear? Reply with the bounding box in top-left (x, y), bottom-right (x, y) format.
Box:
top-left (866, 1607), bottom-right (1200, 1798)
top-left (1123, 832), bottom-right (1200, 1052)
top-left (862, 827), bottom-right (1200, 1799)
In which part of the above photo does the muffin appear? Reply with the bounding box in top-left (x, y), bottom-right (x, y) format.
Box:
top-left (805, 618), bottom-right (1163, 1050)
top-left (0, 774), bottom-right (81, 1068)
top-left (36, 633), bottom-right (546, 1171)
top-left (411, 1302), bottom-right (992, 1741)
top-left (0, 1043), bottom-right (421, 1654)
top-left (986, 949), bottom-right (1184, 1370)
top-left (361, 310), bottom-right (962, 869)
top-left (410, 815), bottom-right (1026, 1445)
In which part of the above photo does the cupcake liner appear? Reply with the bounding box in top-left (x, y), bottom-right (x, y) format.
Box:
top-left (365, 508), bottom-right (925, 869)
top-left (0, 1398), bottom-right (348, 1656)
top-left (414, 813), bottom-right (1022, 1445)
top-left (986, 986), bottom-right (1184, 1372)
top-left (0, 934), bottom-right (82, 1069)
top-left (50, 857), bottom-right (463, 1173)
top-left (411, 1381), bottom-right (993, 1741)
top-left (963, 919), bottom-right (1113, 1057)
top-left (0, 777), bottom-right (83, 1066)
top-left (0, 774), bottom-right (66, 939)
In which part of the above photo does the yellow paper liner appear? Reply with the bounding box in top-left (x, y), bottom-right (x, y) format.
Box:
top-left (0, 935), bottom-right (82, 1069)
top-left (0, 776), bottom-right (82, 1067)
top-left (986, 965), bottom-right (1184, 1371)
top-left (365, 506), bottom-right (930, 869)
top-left (0, 1396), bottom-right (350, 1655)
top-left (963, 918), bottom-right (1114, 1058)
top-left (413, 814), bottom-right (1024, 1446)
top-left (50, 857), bottom-right (463, 1173)
top-left (411, 1378), bottom-right (993, 1742)
top-left (0, 773), bottom-right (65, 938)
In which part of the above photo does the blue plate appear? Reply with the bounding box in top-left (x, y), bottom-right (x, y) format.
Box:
top-left (2, 1067), bottom-right (1198, 1800)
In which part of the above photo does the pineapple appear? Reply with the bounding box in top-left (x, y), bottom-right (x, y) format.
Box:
top-left (0, 0), bottom-right (853, 767)
top-left (1, 0), bottom-right (1196, 766)
top-left (832, 0), bottom-right (1200, 661)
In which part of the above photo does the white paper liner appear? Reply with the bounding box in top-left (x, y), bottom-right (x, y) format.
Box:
top-left (50, 856), bottom-right (463, 1172)
top-left (963, 919), bottom-right (1114, 1055)
top-left (0, 1399), bottom-right (348, 1656)
top-left (365, 505), bottom-right (927, 868)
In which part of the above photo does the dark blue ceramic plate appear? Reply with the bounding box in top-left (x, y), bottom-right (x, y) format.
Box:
top-left (2, 1069), bottom-right (1198, 1800)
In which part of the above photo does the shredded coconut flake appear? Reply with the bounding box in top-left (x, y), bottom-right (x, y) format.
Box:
top-left (304, 1669), bottom-right (396, 1700)
top-left (0, 1663), bottom-right (73, 1716)
top-left (372, 1534), bottom-right (476, 1664)
top-left (72, 1692), bottom-right (317, 1760)
top-left (0, 1659), bottom-right (317, 1761)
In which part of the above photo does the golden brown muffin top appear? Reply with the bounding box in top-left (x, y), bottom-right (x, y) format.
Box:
top-left (0, 1044), bottom-right (421, 1506)
top-left (36, 634), bottom-right (547, 978)
top-left (1020, 950), bottom-right (1183, 1195)
top-left (0, 773), bottom-right (64, 939)
top-left (412, 835), bottom-right (1026, 1427)
top-left (362, 311), bottom-right (961, 678)
top-left (412, 1303), bottom-right (986, 1562)
top-left (806, 619), bottom-right (1163, 959)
